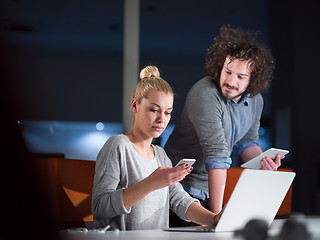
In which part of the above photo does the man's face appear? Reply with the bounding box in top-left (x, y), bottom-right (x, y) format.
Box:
top-left (219, 57), bottom-right (251, 102)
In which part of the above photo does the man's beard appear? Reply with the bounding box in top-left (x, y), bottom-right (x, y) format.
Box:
top-left (223, 83), bottom-right (239, 91)
top-left (221, 83), bottom-right (245, 101)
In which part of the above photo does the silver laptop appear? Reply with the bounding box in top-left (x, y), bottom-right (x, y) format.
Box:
top-left (164, 169), bottom-right (295, 232)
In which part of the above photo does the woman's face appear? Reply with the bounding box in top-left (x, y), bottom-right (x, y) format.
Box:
top-left (133, 90), bottom-right (173, 139)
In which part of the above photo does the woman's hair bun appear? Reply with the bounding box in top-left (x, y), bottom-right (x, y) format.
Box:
top-left (139, 66), bottom-right (160, 80)
top-left (133, 65), bottom-right (173, 104)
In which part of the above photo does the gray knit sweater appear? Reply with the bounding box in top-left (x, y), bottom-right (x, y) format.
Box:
top-left (92, 134), bottom-right (197, 230)
top-left (165, 76), bottom-right (263, 193)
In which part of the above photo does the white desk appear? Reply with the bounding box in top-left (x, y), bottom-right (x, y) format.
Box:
top-left (60, 218), bottom-right (320, 240)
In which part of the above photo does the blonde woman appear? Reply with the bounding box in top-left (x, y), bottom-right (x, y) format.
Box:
top-left (92, 66), bottom-right (221, 230)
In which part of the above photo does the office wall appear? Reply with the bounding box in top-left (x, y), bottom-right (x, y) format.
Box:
top-left (269, 0), bottom-right (320, 214)
top-left (1, 0), bottom-right (270, 123)
top-left (4, 0), bottom-right (319, 215)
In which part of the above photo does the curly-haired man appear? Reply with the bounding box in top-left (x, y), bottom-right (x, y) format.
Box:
top-left (165, 25), bottom-right (283, 223)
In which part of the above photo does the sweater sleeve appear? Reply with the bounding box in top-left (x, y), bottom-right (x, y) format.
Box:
top-left (157, 147), bottom-right (199, 221)
top-left (186, 83), bottom-right (231, 168)
top-left (169, 182), bottom-right (199, 221)
top-left (237, 94), bottom-right (263, 145)
top-left (233, 94), bottom-right (263, 155)
top-left (92, 137), bottom-right (131, 220)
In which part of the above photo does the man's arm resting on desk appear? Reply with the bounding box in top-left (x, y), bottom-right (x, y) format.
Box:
top-left (205, 158), bottom-right (231, 214)
top-left (208, 168), bottom-right (226, 214)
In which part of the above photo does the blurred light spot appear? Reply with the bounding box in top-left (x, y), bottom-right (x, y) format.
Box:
top-left (96, 122), bottom-right (104, 131)
top-left (259, 127), bottom-right (265, 136)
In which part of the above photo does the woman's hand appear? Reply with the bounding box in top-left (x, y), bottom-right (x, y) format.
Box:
top-left (145, 164), bottom-right (193, 191)
top-left (123, 164), bottom-right (192, 210)
top-left (186, 202), bottom-right (225, 226)
top-left (260, 154), bottom-right (284, 170)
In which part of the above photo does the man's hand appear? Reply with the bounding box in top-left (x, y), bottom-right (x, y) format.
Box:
top-left (260, 154), bottom-right (284, 170)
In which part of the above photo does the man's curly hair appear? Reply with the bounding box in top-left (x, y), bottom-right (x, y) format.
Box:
top-left (205, 25), bottom-right (275, 96)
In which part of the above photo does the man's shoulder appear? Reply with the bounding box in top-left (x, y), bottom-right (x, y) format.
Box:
top-left (189, 76), bottom-right (220, 97)
top-left (250, 93), bottom-right (264, 105)
top-left (193, 76), bottom-right (217, 88)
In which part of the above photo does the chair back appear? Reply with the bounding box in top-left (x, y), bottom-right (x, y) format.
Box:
top-left (223, 167), bottom-right (294, 216)
top-left (47, 158), bottom-right (95, 229)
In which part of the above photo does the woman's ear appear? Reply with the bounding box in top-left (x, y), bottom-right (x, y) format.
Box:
top-left (131, 98), bottom-right (138, 113)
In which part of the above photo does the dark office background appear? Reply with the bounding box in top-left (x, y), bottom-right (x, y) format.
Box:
top-left (1, 0), bottom-right (319, 216)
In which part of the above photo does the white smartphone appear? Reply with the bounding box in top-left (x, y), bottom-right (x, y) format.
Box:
top-left (175, 158), bottom-right (196, 167)
top-left (241, 148), bottom-right (289, 169)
